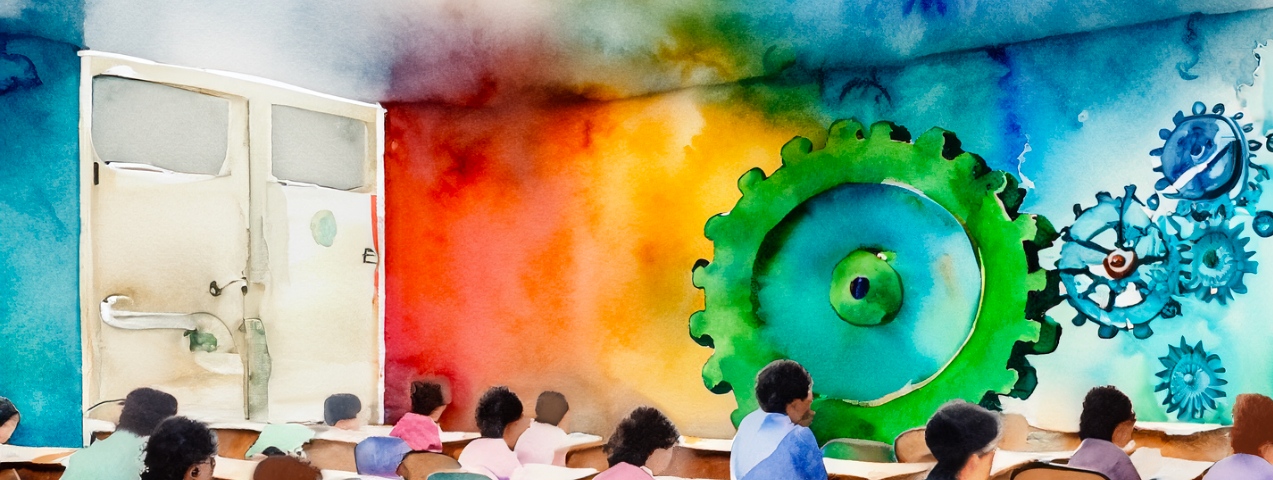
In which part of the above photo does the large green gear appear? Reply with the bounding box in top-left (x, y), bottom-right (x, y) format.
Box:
top-left (689, 119), bottom-right (1061, 445)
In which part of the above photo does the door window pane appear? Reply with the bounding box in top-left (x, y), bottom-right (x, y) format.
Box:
top-left (271, 105), bottom-right (368, 190)
top-left (92, 76), bottom-right (230, 175)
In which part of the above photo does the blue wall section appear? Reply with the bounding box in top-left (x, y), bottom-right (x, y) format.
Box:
top-left (0, 34), bottom-right (82, 447)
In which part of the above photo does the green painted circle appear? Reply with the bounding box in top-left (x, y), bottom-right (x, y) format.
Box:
top-left (829, 250), bottom-right (903, 326)
top-left (310, 210), bottom-right (337, 247)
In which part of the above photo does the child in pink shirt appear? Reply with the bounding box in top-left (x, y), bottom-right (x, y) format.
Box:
top-left (390, 381), bottom-right (448, 452)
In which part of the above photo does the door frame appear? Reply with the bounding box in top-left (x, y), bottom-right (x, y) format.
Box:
top-left (77, 51), bottom-right (387, 436)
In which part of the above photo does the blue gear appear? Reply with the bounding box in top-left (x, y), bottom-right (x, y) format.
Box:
top-left (1178, 219), bottom-right (1257, 305)
top-left (1155, 337), bottom-right (1227, 421)
top-left (1058, 186), bottom-right (1182, 339)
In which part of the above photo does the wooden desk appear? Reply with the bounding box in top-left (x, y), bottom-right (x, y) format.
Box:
top-left (1132, 422), bottom-right (1230, 462)
top-left (824, 458), bottom-right (931, 480)
top-left (0, 445), bottom-right (76, 480)
top-left (660, 446), bottom-right (730, 479)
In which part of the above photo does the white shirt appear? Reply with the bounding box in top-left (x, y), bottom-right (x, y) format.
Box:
top-left (459, 438), bottom-right (523, 480)
top-left (514, 421), bottom-right (569, 466)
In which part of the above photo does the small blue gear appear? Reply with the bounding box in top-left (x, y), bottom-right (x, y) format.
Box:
top-left (1058, 186), bottom-right (1183, 339)
top-left (1179, 219), bottom-right (1257, 305)
top-left (1155, 337), bottom-right (1226, 421)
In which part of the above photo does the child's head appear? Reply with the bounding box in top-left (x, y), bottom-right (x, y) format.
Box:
top-left (119, 388), bottom-right (179, 437)
top-left (410, 381), bottom-right (448, 420)
top-left (535, 391), bottom-right (569, 428)
top-left (0, 397), bottom-right (18, 444)
top-left (324, 394), bottom-right (362, 429)
top-left (475, 386), bottom-right (527, 442)
top-left (141, 416), bottom-right (218, 480)
top-left (604, 406), bottom-right (679, 473)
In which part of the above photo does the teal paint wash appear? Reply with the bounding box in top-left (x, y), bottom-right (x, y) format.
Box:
top-left (0, 33), bottom-right (83, 447)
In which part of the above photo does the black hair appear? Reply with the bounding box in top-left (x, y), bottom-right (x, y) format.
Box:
top-left (475, 386), bottom-right (523, 439)
top-left (324, 394), bottom-right (362, 426)
top-left (261, 446), bottom-right (287, 457)
top-left (141, 416), bottom-right (218, 480)
top-left (535, 392), bottom-right (569, 427)
top-left (604, 407), bottom-right (679, 468)
top-left (924, 400), bottom-right (1002, 480)
top-left (755, 359), bottom-right (812, 413)
top-left (0, 397), bottom-right (17, 426)
top-left (411, 381), bottom-right (447, 417)
top-left (1078, 386), bottom-right (1134, 441)
top-left (119, 388), bottom-right (179, 436)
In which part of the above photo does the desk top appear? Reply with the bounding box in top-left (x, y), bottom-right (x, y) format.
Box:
top-left (1134, 422), bottom-right (1227, 436)
top-left (678, 436), bottom-right (732, 453)
top-left (0, 445), bottom-right (75, 466)
top-left (824, 458), bottom-right (932, 480)
top-left (514, 463), bottom-right (599, 480)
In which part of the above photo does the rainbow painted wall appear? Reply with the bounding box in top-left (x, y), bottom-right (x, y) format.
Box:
top-left (8, 0), bottom-right (1273, 447)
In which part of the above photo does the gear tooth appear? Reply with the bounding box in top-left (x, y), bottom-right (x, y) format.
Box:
top-left (826, 119), bottom-right (866, 148)
top-left (691, 259), bottom-right (710, 288)
top-left (915, 127), bottom-right (949, 155)
top-left (703, 213), bottom-right (728, 240)
top-left (737, 167), bottom-right (766, 195)
top-left (689, 311), bottom-right (712, 345)
top-left (869, 121), bottom-right (911, 143)
top-left (780, 136), bottom-right (814, 164)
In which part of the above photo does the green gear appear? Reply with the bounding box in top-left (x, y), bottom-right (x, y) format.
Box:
top-left (689, 120), bottom-right (1061, 444)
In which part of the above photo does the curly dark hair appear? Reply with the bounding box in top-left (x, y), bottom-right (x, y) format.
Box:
top-left (141, 417), bottom-right (217, 480)
top-left (535, 391), bottom-right (569, 426)
top-left (1231, 393), bottom-right (1273, 455)
top-left (411, 381), bottom-right (447, 417)
top-left (119, 388), bottom-right (179, 436)
top-left (755, 360), bottom-right (811, 413)
top-left (925, 400), bottom-right (1001, 480)
top-left (253, 455), bottom-right (322, 480)
top-left (0, 397), bottom-right (17, 426)
top-left (604, 407), bottom-right (679, 468)
top-left (475, 387), bottom-right (523, 438)
top-left (324, 394), bottom-right (362, 426)
top-left (1078, 386), bottom-right (1134, 441)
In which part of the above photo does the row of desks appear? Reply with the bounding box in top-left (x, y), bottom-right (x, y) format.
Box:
top-left (2, 421), bottom-right (1227, 480)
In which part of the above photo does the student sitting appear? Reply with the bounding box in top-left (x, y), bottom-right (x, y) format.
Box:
top-left (730, 359), bottom-right (826, 480)
top-left (253, 454), bottom-right (322, 480)
top-left (140, 417), bottom-right (218, 480)
top-left (0, 397), bottom-right (17, 444)
top-left (1067, 386), bottom-right (1141, 480)
top-left (457, 386), bottom-right (530, 480)
top-left (593, 407), bottom-right (679, 480)
top-left (63, 388), bottom-right (179, 480)
top-left (1203, 393), bottom-right (1273, 479)
top-left (391, 381), bottom-right (448, 452)
top-left (923, 400), bottom-right (1001, 480)
top-left (324, 394), bottom-right (362, 431)
top-left (514, 391), bottom-right (570, 465)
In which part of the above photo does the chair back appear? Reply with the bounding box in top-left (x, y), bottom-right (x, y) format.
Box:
top-left (821, 438), bottom-right (896, 462)
top-left (1011, 463), bottom-right (1112, 480)
top-left (355, 436), bottom-right (413, 477)
top-left (893, 427), bottom-right (934, 463)
top-left (400, 451), bottom-right (463, 480)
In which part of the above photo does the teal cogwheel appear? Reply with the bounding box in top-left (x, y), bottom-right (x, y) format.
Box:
top-left (1155, 337), bottom-right (1226, 421)
top-left (1179, 219), bottom-right (1257, 304)
top-left (690, 120), bottom-right (1061, 444)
